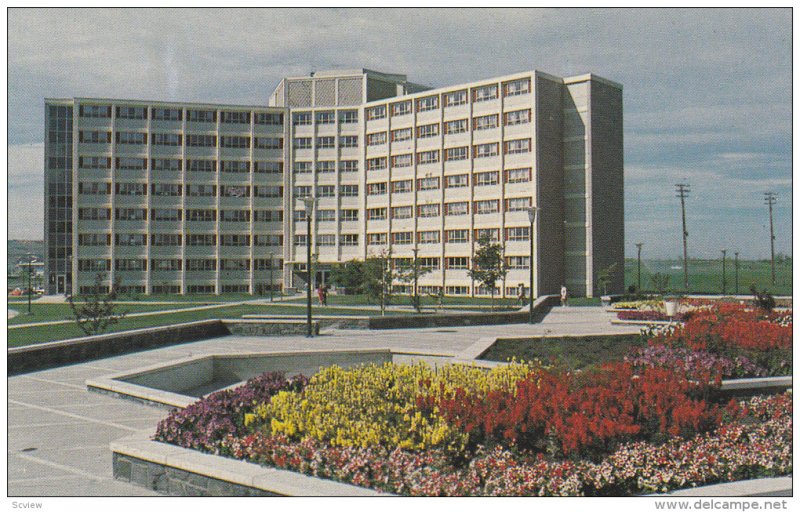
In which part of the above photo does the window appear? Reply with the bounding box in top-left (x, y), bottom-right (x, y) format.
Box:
top-left (445, 146), bottom-right (468, 161)
top-left (79, 105), bottom-right (111, 118)
top-left (417, 177), bottom-right (440, 190)
top-left (187, 110), bottom-right (216, 123)
top-left (505, 167), bottom-right (531, 183)
top-left (340, 234), bottom-right (359, 246)
top-left (316, 209), bottom-right (336, 222)
top-left (186, 184), bottom-right (216, 197)
top-left (339, 110), bottom-right (358, 124)
top-left (293, 161), bottom-right (312, 174)
top-left (474, 199), bottom-right (500, 214)
top-left (186, 259), bottom-right (217, 271)
top-left (504, 109), bottom-right (531, 126)
top-left (391, 101), bottom-right (412, 117)
top-left (186, 234), bottom-right (217, 246)
top-left (339, 135), bottom-right (358, 148)
top-left (152, 108), bottom-right (182, 121)
top-left (79, 156), bottom-right (111, 169)
top-left (293, 137), bottom-right (312, 149)
top-left (417, 95), bottom-right (439, 112)
top-left (503, 78), bottom-right (531, 97)
top-left (220, 185), bottom-right (250, 198)
top-left (392, 232), bottom-right (412, 244)
top-left (186, 209), bottom-right (216, 222)
top-left (367, 132), bottom-right (387, 146)
top-left (221, 161), bottom-right (250, 173)
top-left (446, 286), bottom-right (469, 295)
top-left (254, 186), bottom-right (283, 197)
top-left (186, 134), bottom-right (217, 147)
top-left (116, 132), bottom-right (147, 145)
top-left (445, 256), bottom-right (469, 268)
top-left (472, 84), bottom-right (498, 102)
top-left (317, 185), bottom-right (336, 198)
top-left (367, 182), bottom-right (387, 196)
top-left (317, 136), bottom-right (335, 149)
top-left (417, 204), bottom-right (440, 217)
top-left (254, 161), bottom-right (283, 174)
top-left (340, 184), bottom-right (359, 197)
top-left (220, 210), bottom-right (250, 222)
top-left (79, 182), bottom-right (111, 195)
top-left (473, 114), bottom-right (499, 131)
top-left (444, 119), bottom-right (468, 135)
top-left (116, 157), bottom-right (146, 170)
top-left (254, 137), bottom-right (283, 149)
top-left (340, 209), bottom-right (359, 222)
top-left (418, 258), bottom-right (440, 270)
top-left (418, 231), bottom-right (440, 244)
top-left (151, 233), bottom-right (182, 245)
top-left (391, 180), bottom-right (413, 194)
top-left (151, 133), bottom-right (182, 146)
top-left (445, 201), bottom-right (469, 216)
top-left (366, 105), bottom-right (386, 120)
top-left (506, 256), bottom-right (530, 269)
top-left (367, 157), bottom-right (387, 171)
top-left (416, 123), bottom-right (439, 139)
top-left (368, 233), bottom-right (387, 245)
top-left (116, 259), bottom-right (147, 271)
top-left (317, 161), bottom-right (335, 173)
top-left (474, 171), bottom-right (499, 186)
top-left (294, 185), bottom-right (312, 197)
top-left (506, 197), bottom-right (532, 211)
top-left (391, 128), bottom-right (412, 142)
top-left (115, 183), bottom-right (146, 196)
top-left (221, 136), bottom-right (251, 148)
top-left (255, 234), bottom-right (283, 246)
top-left (392, 154), bottom-right (412, 168)
top-left (255, 112), bottom-right (284, 125)
top-left (505, 138), bottom-right (531, 155)
top-left (417, 150), bottom-right (440, 165)
top-left (392, 206), bottom-right (413, 219)
top-left (445, 174), bottom-right (469, 188)
top-left (220, 111), bottom-right (250, 124)
top-left (79, 233), bottom-right (111, 246)
top-left (220, 259), bottom-right (250, 270)
top-left (254, 210), bottom-right (283, 222)
top-left (474, 228), bottom-right (500, 242)
top-left (505, 227), bottom-right (530, 241)
top-left (116, 106), bottom-right (147, 119)
top-left (317, 234), bottom-right (336, 246)
top-left (444, 90), bottom-right (467, 107)
top-left (115, 234), bottom-right (146, 246)
top-left (152, 183), bottom-right (182, 196)
top-left (78, 259), bottom-right (110, 272)
top-left (473, 142), bottom-right (499, 158)
top-left (220, 234), bottom-right (251, 246)
top-left (316, 111), bottom-right (335, 124)
top-left (340, 160), bottom-right (358, 172)
top-left (151, 158), bottom-right (182, 171)
top-left (445, 230), bottom-right (469, 244)
top-left (367, 208), bottom-right (387, 220)
top-left (79, 131), bottom-right (110, 143)
top-left (115, 208), bottom-right (146, 220)
top-left (151, 209), bottom-right (182, 222)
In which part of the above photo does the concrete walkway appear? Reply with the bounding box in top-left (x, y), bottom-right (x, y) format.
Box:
top-left (7, 306), bottom-right (637, 496)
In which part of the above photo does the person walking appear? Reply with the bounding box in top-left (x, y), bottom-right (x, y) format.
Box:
top-left (517, 283), bottom-right (526, 306)
top-left (560, 284), bottom-right (568, 307)
top-left (317, 284), bottom-right (325, 306)
top-left (321, 285), bottom-right (329, 306)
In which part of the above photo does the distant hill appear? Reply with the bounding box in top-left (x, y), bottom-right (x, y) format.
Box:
top-left (8, 240), bottom-right (44, 274)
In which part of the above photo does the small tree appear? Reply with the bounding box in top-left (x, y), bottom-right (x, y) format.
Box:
top-left (597, 262), bottom-right (618, 295)
top-left (395, 248), bottom-right (431, 313)
top-left (68, 273), bottom-right (127, 336)
top-left (329, 259), bottom-right (365, 295)
top-left (469, 235), bottom-right (507, 310)
top-left (649, 273), bottom-right (671, 296)
top-left (363, 249), bottom-right (395, 316)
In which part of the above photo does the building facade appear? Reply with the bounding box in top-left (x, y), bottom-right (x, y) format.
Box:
top-left (44, 68), bottom-right (623, 298)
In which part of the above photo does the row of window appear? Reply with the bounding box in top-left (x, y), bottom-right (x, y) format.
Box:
top-left (360, 197), bottom-right (532, 220)
top-left (78, 207), bottom-right (287, 221)
top-left (293, 135), bottom-right (358, 149)
top-left (293, 234), bottom-right (359, 246)
top-left (292, 110), bottom-right (359, 126)
top-left (81, 133), bottom-right (283, 148)
top-left (100, 233), bottom-right (283, 247)
top-left (361, 169), bottom-right (531, 196)
top-left (291, 160), bottom-right (359, 173)
top-left (77, 157), bottom-right (283, 174)
top-left (365, 140), bottom-right (531, 169)
top-left (80, 183), bottom-right (284, 198)
top-left (80, 105), bottom-right (283, 125)
top-left (365, 79), bottom-right (531, 120)
top-left (359, 226), bottom-right (530, 246)
top-left (78, 259), bottom-right (277, 271)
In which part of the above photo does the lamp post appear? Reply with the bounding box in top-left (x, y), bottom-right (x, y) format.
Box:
top-left (526, 206), bottom-right (538, 324)
top-left (734, 252), bottom-right (739, 295)
top-left (635, 242), bottom-right (644, 292)
top-left (721, 249), bottom-right (727, 295)
top-left (302, 196), bottom-right (316, 337)
top-left (27, 254), bottom-right (33, 315)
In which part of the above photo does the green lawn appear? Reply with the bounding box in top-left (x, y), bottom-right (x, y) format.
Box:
top-left (625, 258), bottom-right (792, 296)
top-left (479, 334), bottom-right (645, 370)
top-left (7, 303), bottom-right (208, 325)
top-left (287, 294), bottom-right (525, 308)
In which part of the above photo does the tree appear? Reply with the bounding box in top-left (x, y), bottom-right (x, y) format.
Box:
top-left (468, 235), bottom-right (507, 310)
top-left (395, 248), bottom-right (431, 313)
top-left (68, 273), bottom-right (127, 336)
top-left (649, 272), bottom-right (671, 296)
top-left (329, 259), bottom-right (365, 294)
top-left (597, 262), bottom-right (618, 295)
top-left (363, 249), bottom-right (395, 316)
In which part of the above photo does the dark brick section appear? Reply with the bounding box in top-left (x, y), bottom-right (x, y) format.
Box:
top-left (8, 320), bottom-right (230, 376)
top-left (224, 320), bottom-right (320, 336)
top-left (113, 453), bottom-right (280, 496)
top-left (368, 296), bottom-right (558, 330)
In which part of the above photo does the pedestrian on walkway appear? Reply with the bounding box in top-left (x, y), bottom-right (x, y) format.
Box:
top-left (560, 285), bottom-right (568, 307)
top-left (517, 283), bottom-right (526, 305)
top-left (321, 285), bottom-right (329, 306)
top-left (317, 284), bottom-right (325, 306)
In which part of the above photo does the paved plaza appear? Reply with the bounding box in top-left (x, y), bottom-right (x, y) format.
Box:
top-left (7, 306), bottom-right (638, 496)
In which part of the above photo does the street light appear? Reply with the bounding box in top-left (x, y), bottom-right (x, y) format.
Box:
top-left (635, 242), bottom-right (644, 292)
top-left (526, 206), bottom-right (538, 324)
top-left (301, 196), bottom-right (316, 338)
top-left (734, 252), bottom-right (739, 295)
top-left (721, 249), bottom-right (727, 295)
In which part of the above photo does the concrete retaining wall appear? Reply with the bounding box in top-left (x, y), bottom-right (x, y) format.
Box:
top-left (223, 319), bottom-right (320, 336)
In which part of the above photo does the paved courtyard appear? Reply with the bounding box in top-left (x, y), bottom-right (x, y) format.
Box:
top-left (7, 306), bottom-right (638, 496)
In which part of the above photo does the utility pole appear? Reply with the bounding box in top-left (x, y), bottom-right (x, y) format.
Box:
top-left (734, 252), bottom-right (739, 295)
top-left (635, 242), bottom-right (644, 292)
top-left (27, 254), bottom-right (33, 315)
top-left (764, 192), bottom-right (777, 285)
top-left (721, 249), bottom-right (727, 295)
top-left (675, 183), bottom-right (691, 290)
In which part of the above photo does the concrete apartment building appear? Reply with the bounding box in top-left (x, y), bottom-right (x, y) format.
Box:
top-left (44, 68), bottom-right (623, 298)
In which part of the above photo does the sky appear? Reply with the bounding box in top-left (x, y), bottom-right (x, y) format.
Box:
top-left (7, 7), bottom-right (793, 259)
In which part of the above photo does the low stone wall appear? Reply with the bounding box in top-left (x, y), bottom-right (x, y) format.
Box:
top-left (224, 319), bottom-right (320, 336)
top-left (8, 320), bottom-right (230, 376)
top-left (367, 296), bottom-right (558, 330)
top-left (239, 315), bottom-right (371, 330)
